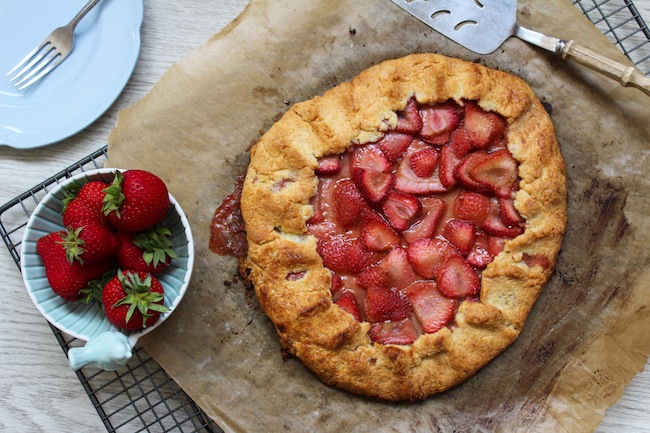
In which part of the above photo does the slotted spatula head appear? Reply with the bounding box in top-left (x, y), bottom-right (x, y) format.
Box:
top-left (392, 0), bottom-right (518, 54)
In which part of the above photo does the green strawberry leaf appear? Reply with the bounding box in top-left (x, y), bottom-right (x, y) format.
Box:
top-left (102, 170), bottom-right (125, 217)
top-left (59, 227), bottom-right (86, 264)
top-left (113, 270), bottom-right (170, 328)
top-left (61, 181), bottom-right (83, 210)
top-left (133, 224), bottom-right (179, 267)
top-left (78, 269), bottom-right (116, 305)
top-left (147, 303), bottom-right (169, 313)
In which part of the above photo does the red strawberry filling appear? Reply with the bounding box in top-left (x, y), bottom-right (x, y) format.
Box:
top-left (307, 98), bottom-right (525, 345)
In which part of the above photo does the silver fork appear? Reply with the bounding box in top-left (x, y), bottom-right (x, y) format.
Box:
top-left (6, 0), bottom-right (102, 90)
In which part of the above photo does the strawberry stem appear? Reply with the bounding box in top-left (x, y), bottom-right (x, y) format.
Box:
top-left (59, 227), bottom-right (87, 264)
top-left (132, 224), bottom-right (179, 267)
top-left (102, 171), bottom-right (125, 217)
top-left (113, 271), bottom-right (169, 328)
top-left (61, 181), bottom-right (83, 210)
top-left (78, 269), bottom-right (117, 305)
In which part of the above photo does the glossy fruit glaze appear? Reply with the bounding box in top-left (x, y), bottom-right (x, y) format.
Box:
top-left (306, 98), bottom-right (524, 345)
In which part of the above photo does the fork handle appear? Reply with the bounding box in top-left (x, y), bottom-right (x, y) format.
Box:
top-left (556, 40), bottom-right (650, 97)
top-left (68, 0), bottom-right (102, 28)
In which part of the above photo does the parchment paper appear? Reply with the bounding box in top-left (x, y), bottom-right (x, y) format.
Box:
top-left (105, 0), bottom-right (650, 431)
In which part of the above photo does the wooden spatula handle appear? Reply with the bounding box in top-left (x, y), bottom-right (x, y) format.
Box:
top-left (558, 40), bottom-right (650, 97)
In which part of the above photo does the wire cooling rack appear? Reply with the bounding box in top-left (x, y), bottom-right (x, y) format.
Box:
top-left (573, 0), bottom-right (650, 74)
top-left (0, 147), bottom-right (222, 433)
top-left (1, 2), bottom-right (648, 432)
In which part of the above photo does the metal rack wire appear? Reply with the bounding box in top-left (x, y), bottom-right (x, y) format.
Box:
top-left (0, 147), bottom-right (222, 433)
top-left (1, 2), bottom-right (648, 432)
top-left (573, 0), bottom-right (650, 73)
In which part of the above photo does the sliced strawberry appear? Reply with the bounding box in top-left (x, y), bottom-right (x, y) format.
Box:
top-left (351, 144), bottom-right (391, 173)
top-left (360, 206), bottom-right (384, 224)
top-left (369, 319), bottom-right (417, 345)
top-left (351, 143), bottom-right (395, 203)
top-left (439, 129), bottom-right (472, 189)
top-left (395, 139), bottom-right (447, 195)
top-left (481, 197), bottom-right (524, 238)
top-left (434, 255), bottom-right (481, 298)
top-left (377, 247), bottom-right (420, 290)
top-left (308, 195), bottom-right (324, 225)
top-left (318, 235), bottom-right (349, 273)
top-left (366, 286), bottom-right (412, 322)
top-left (395, 98), bottom-right (423, 134)
top-left (332, 179), bottom-right (366, 227)
top-left (345, 238), bottom-right (381, 274)
top-left (462, 149), bottom-right (519, 198)
top-left (406, 281), bottom-right (458, 334)
top-left (449, 127), bottom-right (474, 155)
top-left (455, 149), bottom-right (519, 198)
top-left (463, 101), bottom-right (506, 148)
top-left (522, 253), bottom-right (550, 269)
top-left (335, 292), bottom-right (362, 322)
top-left (382, 191), bottom-right (421, 231)
top-left (315, 154), bottom-right (341, 175)
top-left (453, 190), bottom-right (490, 226)
top-left (439, 147), bottom-right (457, 189)
top-left (306, 220), bottom-right (336, 242)
top-left (442, 219), bottom-right (476, 256)
top-left (466, 229), bottom-right (494, 269)
top-left (308, 177), bottom-right (335, 224)
top-left (419, 101), bottom-right (461, 144)
top-left (376, 132), bottom-right (413, 162)
top-left (318, 235), bottom-right (378, 274)
top-left (453, 151), bottom-right (487, 192)
top-left (330, 272), bottom-right (343, 295)
top-left (406, 237), bottom-right (461, 279)
top-left (354, 168), bottom-right (395, 203)
top-left (357, 265), bottom-right (391, 289)
top-left (409, 147), bottom-right (439, 178)
top-left (361, 219), bottom-right (401, 252)
top-left (423, 133), bottom-right (451, 146)
top-left (403, 196), bottom-right (446, 243)
top-left (488, 236), bottom-right (505, 257)
top-left (499, 197), bottom-right (525, 226)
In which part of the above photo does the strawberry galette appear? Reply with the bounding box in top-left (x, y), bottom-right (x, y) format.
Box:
top-left (237, 54), bottom-right (566, 401)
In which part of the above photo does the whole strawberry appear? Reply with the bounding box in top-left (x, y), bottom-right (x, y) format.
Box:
top-left (36, 231), bottom-right (113, 302)
top-left (115, 225), bottom-right (178, 274)
top-left (62, 180), bottom-right (112, 229)
top-left (60, 224), bottom-right (119, 265)
top-left (103, 170), bottom-right (171, 232)
top-left (102, 270), bottom-right (169, 330)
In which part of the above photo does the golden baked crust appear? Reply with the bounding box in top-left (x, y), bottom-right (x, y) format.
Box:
top-left (240, 53), bottom-right (567, 401)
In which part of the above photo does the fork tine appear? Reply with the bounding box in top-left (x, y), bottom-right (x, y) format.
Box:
top-left (6, 37), bottom-right (51, 77)
top-left (7, 0), bottom-right (102, 91)
top-left (8, 43), bottom-right (55, 83)
top-left (13, 49), bottom-right (62, 89)
top-left (16, 54), bottom-right (66, 90)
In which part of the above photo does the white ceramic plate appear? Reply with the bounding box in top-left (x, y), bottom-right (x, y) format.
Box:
top-left (0, 0), bottom-right (143, 149)
top-left (20, 168), bottom-right (194, 345)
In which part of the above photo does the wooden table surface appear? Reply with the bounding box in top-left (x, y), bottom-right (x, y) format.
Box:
top-left (1, 1), bottom-right (648, 431)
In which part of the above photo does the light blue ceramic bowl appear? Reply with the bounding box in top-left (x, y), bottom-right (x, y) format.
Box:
top-left (20, 168), bottom-right (194, 371)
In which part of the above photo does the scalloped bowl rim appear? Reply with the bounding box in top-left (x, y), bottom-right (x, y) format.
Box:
top-left (20, 167), bottom-right (194, 343)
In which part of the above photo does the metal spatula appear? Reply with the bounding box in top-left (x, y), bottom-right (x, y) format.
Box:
top-left (391, 0), bottom-right (650, 97)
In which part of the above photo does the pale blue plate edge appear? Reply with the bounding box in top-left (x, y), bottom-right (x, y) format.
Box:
top-left (0, 0), bottom-right (145, 149)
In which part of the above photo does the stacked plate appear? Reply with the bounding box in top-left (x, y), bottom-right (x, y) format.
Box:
top-left (0, 0), bottom-right (144, 149)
